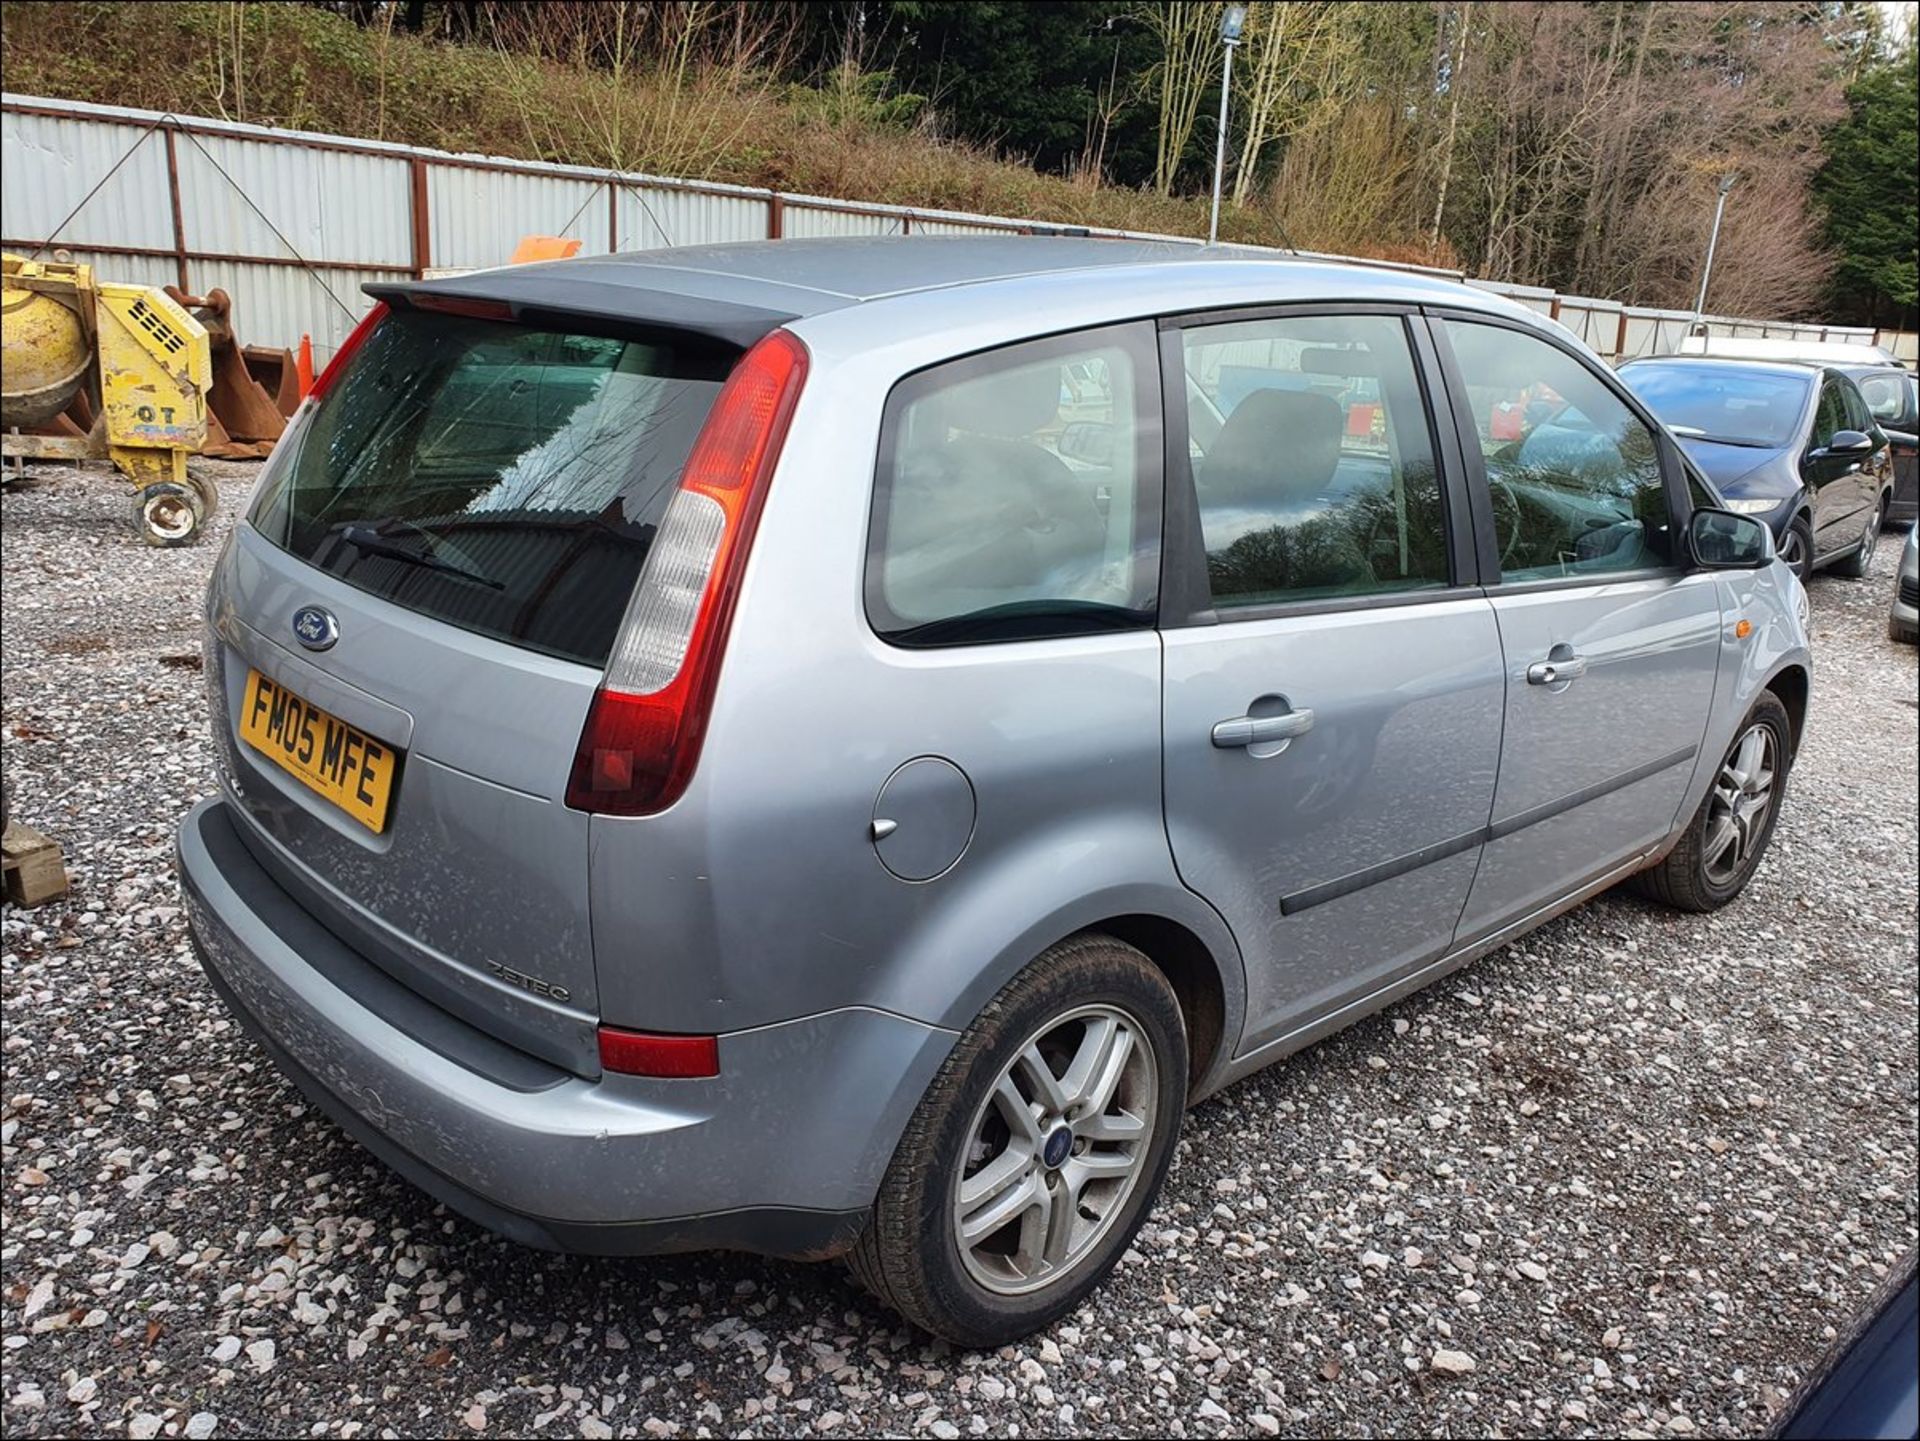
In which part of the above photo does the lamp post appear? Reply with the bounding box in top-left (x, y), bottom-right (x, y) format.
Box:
top-left (1208, 4), bottom-right (1249, 246)
top-left (1690, 172), bottom-right (1739, 330)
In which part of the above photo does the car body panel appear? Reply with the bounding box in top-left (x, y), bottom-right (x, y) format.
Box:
top-left (1891, 524), bottom-right (1919, 643)
top-left (206, 522), bottom-right (604, 1074)
top-left (1160, 597), bottom-right (1504, 1053)
top-left (1458, 572), bottom-right (1723, 940)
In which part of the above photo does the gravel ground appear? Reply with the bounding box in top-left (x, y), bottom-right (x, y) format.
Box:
top-left (3, 460), bottom-right (1915, 1441)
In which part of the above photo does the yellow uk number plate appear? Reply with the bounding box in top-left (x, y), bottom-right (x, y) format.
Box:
top-left (239, 670), bottom-right (398, 833)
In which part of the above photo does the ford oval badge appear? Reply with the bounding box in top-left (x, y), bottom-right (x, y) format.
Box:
top-left (291, 606), bottom-right (339, 652)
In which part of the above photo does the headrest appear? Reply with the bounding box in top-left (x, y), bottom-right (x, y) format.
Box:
top-left (1204, 388), bottom-right (1343, 505)
top-left (1517, 422), bottom-right (1623, 481)
top-left (935, 362), bottom-right (1061, 439)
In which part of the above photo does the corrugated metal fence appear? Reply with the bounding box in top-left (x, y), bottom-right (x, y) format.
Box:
top-left (5, 92), bottom-right (1915, 369)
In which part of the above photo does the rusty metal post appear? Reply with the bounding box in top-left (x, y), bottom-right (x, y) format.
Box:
top-left (608, 180), bottom-right (619, 253)
top-left (409, 157), bottom-right (430, 277)
top-left (163, 126), bottom-right (190, 292)
top-left (768, 194), bottom-right (784, 240)
top-left (1614, 310), bottom-right (1629, 363)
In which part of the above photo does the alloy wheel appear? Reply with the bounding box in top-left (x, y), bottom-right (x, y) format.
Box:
top-left (1703, 722), bottom-right (1776, 887)
top-left (953, 1004), bottom-right (1158, 1295)
top-left (1778, 526), bottom-right (1807, 576)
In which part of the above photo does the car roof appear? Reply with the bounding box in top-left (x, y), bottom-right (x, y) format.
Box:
top-left (375, 237), bottom-right (1517, 346)
top-left (1676, 335), bottom-right (1902, 366)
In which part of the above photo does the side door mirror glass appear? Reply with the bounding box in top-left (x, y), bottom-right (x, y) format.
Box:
top-left (1688, 507), bottom-right (1774, 569)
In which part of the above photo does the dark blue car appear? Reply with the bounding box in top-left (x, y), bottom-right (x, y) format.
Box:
top-left (1620, 357), bottom-right (1895, 581)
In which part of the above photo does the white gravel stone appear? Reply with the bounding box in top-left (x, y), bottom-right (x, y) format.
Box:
top-left (1, 461), bottom-right (1913, 1441)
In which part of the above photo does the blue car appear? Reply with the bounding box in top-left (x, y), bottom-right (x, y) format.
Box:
top-left (1621, 356), bottom-right (1895, 582)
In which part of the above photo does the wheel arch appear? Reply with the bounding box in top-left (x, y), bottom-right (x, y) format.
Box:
top-left (1765, 662), bottom-right (1810, 759)
top-left (1071, 913), bottom-right (1232, 1102)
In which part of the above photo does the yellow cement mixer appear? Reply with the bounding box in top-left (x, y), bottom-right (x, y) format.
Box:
top-left (3, 251), bottom-right (219, 545)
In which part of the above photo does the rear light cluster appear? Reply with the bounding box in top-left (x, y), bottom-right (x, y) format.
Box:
top-left (566, 328), bottom-right (810, 816)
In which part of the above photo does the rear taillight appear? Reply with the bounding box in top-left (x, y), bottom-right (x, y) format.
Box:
top-left (566, 328), bottom-right (809, 816)
top-left (597, 1026), bottom-right (720, 1079)
top-left (309, 302), bottom-right (389, 401)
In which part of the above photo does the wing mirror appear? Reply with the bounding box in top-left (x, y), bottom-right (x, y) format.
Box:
top-left (1823, 429), bottom-right (1875, 456)
top-left (1687, 507), bottom-right (1775, 570)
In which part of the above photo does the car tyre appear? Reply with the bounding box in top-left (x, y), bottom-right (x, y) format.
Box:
top-left (1827, 497), bottom-right (1884, 579)
top-left (1778, 514), bottom-right (1815, 583)
top-left (1630, 691), bottom-right (1792, 913)
top-left (847, 933), bottom-right (1186, 1348)
top-left (1892, 616), bottom-right (1919, 645)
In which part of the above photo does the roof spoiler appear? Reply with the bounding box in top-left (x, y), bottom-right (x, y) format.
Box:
top-left (364, 271), bottom-right (797, 352)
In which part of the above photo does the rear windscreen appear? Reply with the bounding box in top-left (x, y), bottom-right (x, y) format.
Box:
top-left (249, 309), bottom-right (734, 667)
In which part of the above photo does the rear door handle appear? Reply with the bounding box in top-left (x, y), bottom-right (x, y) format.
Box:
top-left (1527, 655), bottom-right (1588, 686)
top-left (1212, 708), bottom-right (1315, 748)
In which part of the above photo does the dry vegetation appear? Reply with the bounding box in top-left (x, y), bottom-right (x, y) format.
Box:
top-left (0, 1), bottom-right (1893, 318)
top-left (0, 1), bottom-right (1249, 246)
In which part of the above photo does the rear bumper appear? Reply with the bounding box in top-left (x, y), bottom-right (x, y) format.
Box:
top-left (178, 797), bottom-right (954, 1257)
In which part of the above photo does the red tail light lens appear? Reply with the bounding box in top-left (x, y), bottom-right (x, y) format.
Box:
top-left (566, 328), bottom-right (809, 816)
top-left (309, 302), bottom-right (389, 401)
top-left (597, 1026), bottom-right (719, 1079)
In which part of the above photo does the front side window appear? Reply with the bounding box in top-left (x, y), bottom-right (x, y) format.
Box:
top-left (1180, 313), bottom-right (1450, 608)
top-left (866, 325), bottom-right (1158, 646)
top-left (1812, 379), bottom-right (1848, 449)
top-left (1444, 319), bottom-right (1672, 582)
top-left (1839, 377), bottom-right (1874, 435)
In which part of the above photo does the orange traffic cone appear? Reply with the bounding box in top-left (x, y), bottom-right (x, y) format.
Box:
top-left (295, 334), bottom-right (315, 398)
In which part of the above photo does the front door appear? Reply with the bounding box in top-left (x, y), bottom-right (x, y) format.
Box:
top-left (1804, 374), bottom-right (1869, 553)
top-left (1431, 315), bottom-right (1724, 943)
top-left (1158, 309), bottom-right (1504, 1055)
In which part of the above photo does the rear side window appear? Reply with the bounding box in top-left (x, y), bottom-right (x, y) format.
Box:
top-left (1180, 313), bottom-right (1449, 607)
top-left (866, 324), bottom-right (1160, 646)
top-left (1853, 370), bottom-right (1914, 428)
top-left (250, 310), bottom-right (733, 667)
top-left (1443, 319), bottom-right (1672, 581)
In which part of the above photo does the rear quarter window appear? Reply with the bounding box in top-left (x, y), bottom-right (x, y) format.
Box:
top-left (865, 324), bottom-right (1161, 646)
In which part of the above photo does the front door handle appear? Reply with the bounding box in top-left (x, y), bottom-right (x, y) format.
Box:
top-left (1527, 654), bottom-right (1588, 686)
top-left (1212, 707), bottom-right (1315, 748)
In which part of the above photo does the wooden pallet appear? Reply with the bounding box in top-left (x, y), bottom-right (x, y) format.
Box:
top-left (2, 822), bottom-right (68, 907)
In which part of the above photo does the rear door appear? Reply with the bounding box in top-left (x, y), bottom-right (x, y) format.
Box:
top-left (1429, 313), bottom-right (1722, 944)
top-left (1157, 308), bottom-right (1504, 1056)
top-left (208, 305), bottom-right (734, 1072)
top-left (1838, 375), bottom-right (1893, 525)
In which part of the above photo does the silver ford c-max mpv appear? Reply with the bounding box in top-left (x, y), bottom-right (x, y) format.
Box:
top-left (179, 238), bottom-right (1809, 1346)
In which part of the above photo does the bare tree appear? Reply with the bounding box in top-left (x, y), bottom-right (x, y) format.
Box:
top-left (1143, 1), bottom-right (1220, 196)
top-left (1428, 0), bottom-right (1469, 247)
top-left (1230, 1), bottom-right (1351, 207)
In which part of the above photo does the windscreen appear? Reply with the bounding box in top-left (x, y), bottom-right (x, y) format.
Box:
top-left (249, 310), bottom-right (734, 667)
top-left (1618, 363), bottom-right (1809, 449)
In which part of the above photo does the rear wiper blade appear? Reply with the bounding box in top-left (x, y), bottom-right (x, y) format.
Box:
top-left (337, 523), bottom-right (504, 589)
